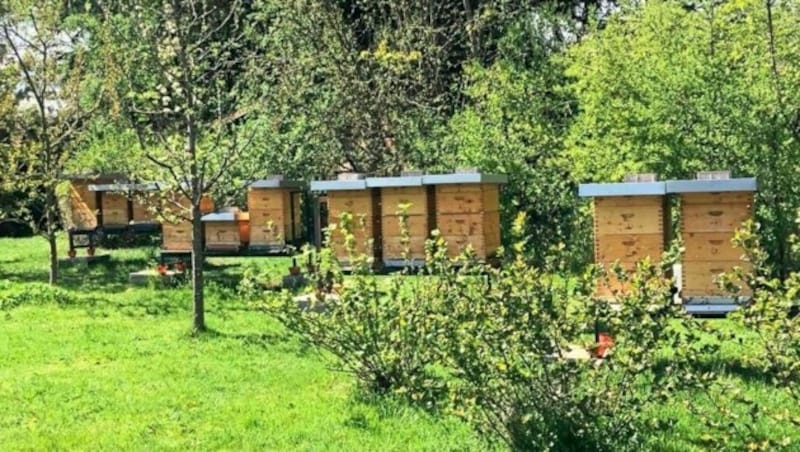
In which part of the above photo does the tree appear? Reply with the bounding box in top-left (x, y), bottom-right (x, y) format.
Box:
top-left (101, 0), bottom-right (266, 332)
top-left (0, 1), bottom-right (101, 284)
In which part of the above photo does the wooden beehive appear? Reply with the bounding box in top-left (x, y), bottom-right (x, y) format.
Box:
top-left (247, 178), bottom-right (304, 250)
top-left (161, 193), bottom-right (215, 252)
top-left (367, 176), bottom-right (434, 266)
top-left (579, 181), bottom-right (668, 299)
top-left (423, 172), bottom-right (506, 261)
top-left (668, 177), bottom-right (756, 298)
top-left (64, 178), bottom-right (100, 230)
top-left (202, 209), bottom-right (242, 252)
top-left (311, 176), bottom-right (380, 263)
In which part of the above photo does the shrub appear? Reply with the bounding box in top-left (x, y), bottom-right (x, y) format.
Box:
top-left (431, 214), bottom-right (691, 451)
top-left (262, 212), bottom-right (447, 408)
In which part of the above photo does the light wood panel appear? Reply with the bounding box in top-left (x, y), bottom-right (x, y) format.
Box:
top-left (682, 261), bottom-right (751, 297)
top-left (205, 222), bottom-right (241, 251)
top-left (67, 182), bottom-right (98, 229)
top-left (595, 233), bottom-right (664, 263)
top-left (102, 193), bottom-right (129, 226)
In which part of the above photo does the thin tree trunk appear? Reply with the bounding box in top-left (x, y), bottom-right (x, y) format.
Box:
top-left (191, 202), bottom-right (205, 333)
top-left (46, 189), bottom-right (59, 285)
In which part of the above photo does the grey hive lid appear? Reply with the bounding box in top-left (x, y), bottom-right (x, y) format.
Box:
top-left (578, 182), bottom-right (666, 197)
top-left (310, 179), bottom-right (368, 191)
top-left (366, 176), bottom-right (424, 188)
top-left (88, 182), bottom-right (160, 192)
top-left (666, 177), bottom-right (757, 193)
top-left (421, 172), bottom-right (508, 185)
top-left (250, 177), bottom-right (304, 189)
top-left (201, 212), bottom-right (236, 222)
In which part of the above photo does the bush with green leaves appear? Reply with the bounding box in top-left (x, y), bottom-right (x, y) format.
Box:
top-left (262, 212), bottom-right (447, 408)
top-left (679, 222), bottom-right (800, 450)
top-left (427, 215), bottom-right (693, 451)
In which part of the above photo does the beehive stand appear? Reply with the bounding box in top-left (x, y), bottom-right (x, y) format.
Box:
top-left (666, 176), bottom-right (756, 314)
top-left (310, 177), bottom-right (381, 267)
top-left (579, 180), bottom-right (669, 299)
top-left (366, 175), bottom-right (433, 267)
top-left (422, 172), bottom-right (507, 261)
top-left (247, 178), bottom-right (304, 253)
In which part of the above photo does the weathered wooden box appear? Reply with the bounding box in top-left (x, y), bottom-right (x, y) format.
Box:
top-left (202, 209), bottom-right (242, 252)
top-left (667, 177), bottom-right (756, 298)
top-left (247, 178), bottom-right (303, 250)
top-left (579, 181), bottom-right (668, 299)
top-left (366, 175), bottom-right (434, 266)
top-left (422, 172), bottom-right (506, 261)
top-left (311, 176), bottom-right (381, 264)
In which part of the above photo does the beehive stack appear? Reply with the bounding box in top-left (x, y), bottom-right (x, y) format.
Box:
top-left (667, 175), bottom-right (756, 298)
top-left (423, 172), bottom-right (506, 261)
top-left (367, 175), bottom-right (433, 266)
top-left (161, 193), bottom-right (214, 252)
top-left (311, 175), bottom-right (380, 264)
top-left (579, 179), bottom-right (668, 299)
top-left (247, 178), bottom-right (304, 251)
top-left (202, 209), bottom-right (242, 252)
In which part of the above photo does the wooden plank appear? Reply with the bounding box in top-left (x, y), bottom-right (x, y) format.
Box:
top-left (247, 188), bottom-right (286, 210)
top-left (683, 232), bottom-right (745, 261)
top-left (328, 192), bottom-right (375, 218)
top-left (205, 222), bottom-right (241, 250)
top-left (593, 204), bottom-right (663, 235)
top-left (382, 237), bottom-right (427, 259)
top-left (435, 191), bottom-right (485, 214)
top-left (381, 214), bottom-right (429, 238)
top-left (162, 222), bottom-right (192, 251)
top-left (437, 213), bottom-right (485, 237)
top-left (682, 260), bottom-right (751, 297)
top-left (595, 196), bottom-right (665, 207)
top-left (102, 193), bottom-right (130, 226)
top-left (681, 203), bottom-right (752, 233)
top-left (381, 187), bottom-right (428, 216)
top-left (481, 184), bottom-right (500, 212)
top-left (595, 233), bottom-right (664, 263)
top-left (444, 235), bottom-right (486, 259)
top-left (681, 192), bottom-right (754, 206)
top-left (435, 184), bottom-right (485, 194)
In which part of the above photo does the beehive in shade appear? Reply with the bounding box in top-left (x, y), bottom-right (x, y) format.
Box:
top-left (667, 174), bottom-right (756, 300)
top-left (422, 172), bottom-right (507, 261)
top-left (202, 208), bottom-right (242, 252)
top-left (578, 178), bottom-right (669, 298)
top-left (161, 193), bottom-right (215, 252)
top-left (310, 175), bottom-right (381, 264)
top-left (62, 174), bottom-right (119, 231)
top-left (88, 183), bottom-right (160, 229)
top-left (247, 177), bottom-right (304, 251)
top-left (366, 174), bottom-right (434, 267)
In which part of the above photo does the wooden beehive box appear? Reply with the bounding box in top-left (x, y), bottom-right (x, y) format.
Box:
top-left (667, 177), bottom-right (756, 298)
top-left (366, 175), bottom-right (433, 266)
top-left (423, 172), bottom-right (507, 261)
top-left (311, 176), bottom-right (380, 263)
top-left (161, 193), bottom-right (215, 252)
top-left (88, 183), bottom-right (161, 228)
top-left (63, 177), bottom-right (102, 230)
top-left (247, 178), bottom-right (304, 250)
top-left (202, 209), bottom-right (242, 252)
top-left (579, 180), bottom-right (668, 299)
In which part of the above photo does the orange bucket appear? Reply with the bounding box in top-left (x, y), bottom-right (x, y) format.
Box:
top-left (237, 211), bottom-right (250, 243)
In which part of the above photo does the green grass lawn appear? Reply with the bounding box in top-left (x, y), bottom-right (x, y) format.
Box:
top-left (0, 236), bottom-right (487, 451)
top-left (1, 236), bottom-right (798, 450)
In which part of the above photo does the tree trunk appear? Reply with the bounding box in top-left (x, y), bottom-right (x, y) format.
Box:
top-left (45, 189), bottom-right (59, 285)
top-left (191, 203), bottom-right (205, 333)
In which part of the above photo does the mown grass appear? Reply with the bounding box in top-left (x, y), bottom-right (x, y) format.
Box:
top-left (0, 237), bottom-right (487, 451)
top-left (1, 236), bottom-right (798, 450)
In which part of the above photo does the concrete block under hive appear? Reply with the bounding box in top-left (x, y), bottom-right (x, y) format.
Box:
top-left (422, 172), bottom-right (507, 261)
top-left (667, 176), bottom-right (756, 299)
top-left (247, 178), bottom-right (304, 250)
top-left (311, 176), bottom-right (380, 264)
top-left (366, 175), bottom-right (434, 267)
top-left (579, 180), bottom-right (668, 299)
